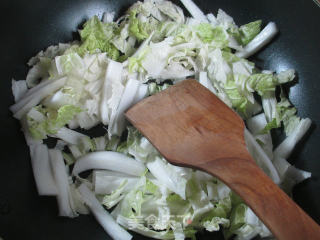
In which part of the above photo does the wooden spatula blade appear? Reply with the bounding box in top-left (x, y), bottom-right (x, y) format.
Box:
top-left (126, 79), bottom-right (253, 169)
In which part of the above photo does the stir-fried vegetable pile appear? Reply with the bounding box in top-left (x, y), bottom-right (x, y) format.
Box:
top-left (10, 0), bottom-right (312, 239)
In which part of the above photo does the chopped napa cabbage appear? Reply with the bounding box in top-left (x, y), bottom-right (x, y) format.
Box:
top-left (246, 113), bottom-right (273, 159)
top-left (26, 57), bottom-right (52, 87)
top-left (55, 53), bottom-right (85, 75)
top-left (247, 73), bottom-right (278, 96)
top-left (128, 10), bottom-right (153, 41)
top-left (238, 20), bottom-right (262, 46)
top-left (77, 16), bottom-right (120, 60)
top-left (126, 0), bottom-right (185, 44)
top-left (180, 0), bottom-right (208, 23)
top-left (72, 151), bottom-right (146, 176)
top-left (274, 118), bottom-right (312, 159)
top-left (196, 24), bottom-right (228, 47)
top-left (276, 95), bottom-right (301, 136)
top-left (262, 89), bottom-right (307, 137)
top-left (102, 179), bottom-right (129, 209)
top-left (157, 0), bottom-right (185, 23)
top-left (69, 183), bottom-right (90, 215)
top-left (29, 144), bottom-right (58, 195)
top-left (147, 157), bottom-right (189, 199)
top-left (11, 77), bottom-right (68, 119)
top-left (78, 184), bottom-right (133, 240)
top-left (148, 82), bottom-right (172, 95)
top-left (141, 39), bottom-right (174, 78)
top-left (202, 217), bottom-right (230, 232)
top-left (244, 129), bottom-right (280, 184)
top-left (100, 60), bottom-right (124, 126)
top-left (216, 9), bottom-right (236, 30)
top-left (27, 105), bottom-right (82, 140)
top-left (236, 22), bottom-right (278, 58)
top-left (103, 11), bottom-right (115, 23)
top-left (108, 78), bottom-right (140, 136)
top-left (93, 170), bottom-right (139, 195)
top-left (27, 43), bottom-right (72, 67)
top-left (117, 126), bottom-right (159, 162)
top-left (53, 127), bottom-right (87, 145)
top-left (224, 203), bottom-right (271, 240)
top-left (49, 149), bottom-right (78, 217)
top-left (10, 1), bottom-right (312, 240)
top-left (111, 23), bottom-right (136, 56)
top-left (273, 156), bottom-right (311, 195)
top-left (11, 79), bottom-right (28, 102)
top-left (127, 43), bottom-right (150, 74)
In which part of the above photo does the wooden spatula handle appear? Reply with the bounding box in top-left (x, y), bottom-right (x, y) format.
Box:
top-left (204, 158), bottom-right (320, 240)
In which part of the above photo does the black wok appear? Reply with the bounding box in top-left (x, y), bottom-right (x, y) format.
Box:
top-left (0, 0), bottom-right (319, 239)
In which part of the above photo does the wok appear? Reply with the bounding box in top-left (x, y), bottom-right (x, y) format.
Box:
top-left (0, 0), bottom-right (319, 239)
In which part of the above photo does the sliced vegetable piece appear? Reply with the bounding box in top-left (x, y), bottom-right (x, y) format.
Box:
top-left (236, 22), bottom-right (278, 58)
top-left (29, 144), bottom-right (57, 195)
top-left (73, 151), bottom-right (146, 176)
top-left (12, 77), bottom-right (67, 119)
top-left (49, 149), bottom-right (78, 217)
top-left (78, 184), bottom-right (132, 240)
top-left (180, 0), bottom-right (208, 22)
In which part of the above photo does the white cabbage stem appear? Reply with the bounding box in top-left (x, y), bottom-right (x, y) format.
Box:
top-left (11, 77), bottom-right (67, 119)
top-left (180, 0), bottom-right (208, 22)
top-left (49, 149), bottom-right (77, 217)
top-left (274, 118), bottom-right (312, 159)
top-left (244, 128), bottom-right (280, 184)
top-left (78, 184), bottom-right (132, 240)
top-left (52, 127), bottom-right (87, 145)
top-left (29, 144), bottom-right (57, 195)
top-left (236, 22), bottom-right (278, 58)
top-left (72, 151), bottom-right (146, 176)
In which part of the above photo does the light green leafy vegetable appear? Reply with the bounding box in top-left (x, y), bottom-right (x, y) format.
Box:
top-left (277, 95), bottom-right (302, 136)
top-left (77, 16), bottom-right (120, 60)
top-left (224, 74), bottom-right (250, 113)
top-left (247, 73), bottom-right (278, 96)
top-left (262, 92), bottom-right (302, 135)
top-left (261, 118), bottom-right (278, 134)
top-left (28, 105), bottom-right (82, 140)
top-left (196, 24), bottom-right (228, 47)
top-left (102, 180), bottom-right (128, 209)
top-left (128, 10), bottom-right (151, 41)
top-left (239, 20), bottom-right (262, 46)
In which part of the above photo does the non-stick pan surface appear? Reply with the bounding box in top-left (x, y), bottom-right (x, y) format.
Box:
top-left (0, 0), bottom-right (319, 239)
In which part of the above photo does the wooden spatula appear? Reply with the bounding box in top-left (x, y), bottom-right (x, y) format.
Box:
top-left (125, 79), bottom-right (320, 240)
